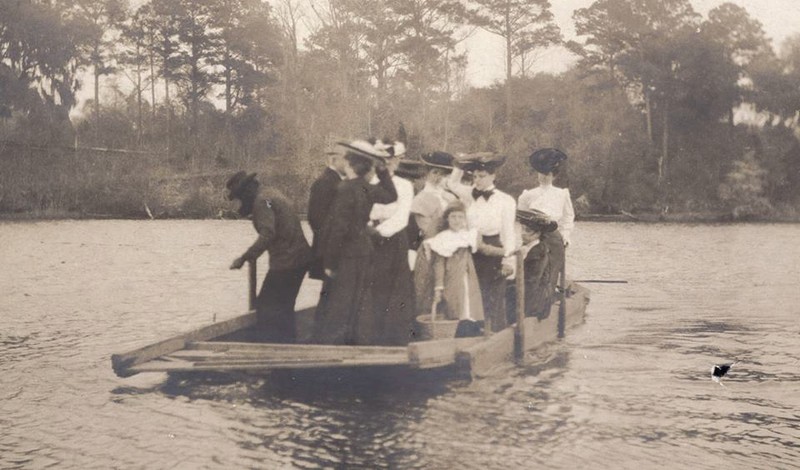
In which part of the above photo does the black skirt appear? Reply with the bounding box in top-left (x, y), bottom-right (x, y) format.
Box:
top-left (313, 255), bottom-right (376, 345)
top-left (472, 234), bottom-right (507, 332)
top-left (370, 230), bottom-right (417, 345)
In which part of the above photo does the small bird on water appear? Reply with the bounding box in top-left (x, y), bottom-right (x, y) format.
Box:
top-left (712, 361), bottom-right (738, 384)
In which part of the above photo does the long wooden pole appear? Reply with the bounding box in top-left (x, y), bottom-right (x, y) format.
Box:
top-left (248, 259), bottom-right (257, 312)
top-left (515, 249), bottom-right (525, 359)
top-left (558, 247), bottom-right (567, 338)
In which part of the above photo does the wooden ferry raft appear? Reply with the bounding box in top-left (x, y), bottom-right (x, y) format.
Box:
top-left (111, 271), bottom-right (590, 379)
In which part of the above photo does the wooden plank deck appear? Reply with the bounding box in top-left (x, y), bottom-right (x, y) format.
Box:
top-left (126, 341), bottom-right (412, 374)
top-left (111, 313), bottom-right (257, 377)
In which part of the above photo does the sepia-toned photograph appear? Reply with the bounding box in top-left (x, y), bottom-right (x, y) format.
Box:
top-left (2, 0), bottom-right (799, 468)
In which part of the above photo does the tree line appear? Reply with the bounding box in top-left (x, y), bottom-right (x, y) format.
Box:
top-left (1, 0), bottom-right (799, 220)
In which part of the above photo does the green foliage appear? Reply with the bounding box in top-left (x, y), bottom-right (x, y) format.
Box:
top-left (718, 150), bottom-right (773, 220)
top-left (449, 71), bottom-right (655, 213)
top-left (0, 1), bottom-right (83, 116)
top-left (2, 0), bottom-right (800, 221)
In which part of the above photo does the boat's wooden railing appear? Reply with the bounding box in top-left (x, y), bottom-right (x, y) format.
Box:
top-left (514, 249), bottom-right (526, 359)
top-left (248, 259), bottom-right (257, 312)
top-left (558, 247), bottom-right (567, 339)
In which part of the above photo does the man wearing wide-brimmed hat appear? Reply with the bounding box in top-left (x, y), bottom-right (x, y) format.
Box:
top-left (307, 141), bottom-right (348, 281)
top-left (445, 152), bottom-right (517, 333)
top-left (227, 170), bottom-right (312, 343)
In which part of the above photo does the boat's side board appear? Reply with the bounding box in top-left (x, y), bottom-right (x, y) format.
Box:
top-left (454, 328), bottom-right (516, 377)
top-left (522, 283), bottom-right (590, 352)
top-left (456, 282), bottom-right (590, 378)
top-left (565, 283), bottom-right (591, 330)
top-left (407, 337), bottom-right (484, 368)
top-left (111, 313), bottom-right (257, 377)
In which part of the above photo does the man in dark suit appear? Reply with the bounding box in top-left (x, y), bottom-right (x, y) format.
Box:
top-left (307, 144), bottom-right (347, 280)
top-left (227, 171), bottom-right (312, 343)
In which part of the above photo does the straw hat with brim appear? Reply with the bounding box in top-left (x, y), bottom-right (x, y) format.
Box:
top-left (529, 148), bottom-right (567, 174)
top-left (339, 140), bottom-right (391, 163)
top-left (226, 171), bottom-right (257, 200)
top-left (421, 151), bottom-right (455, 170)
top-left (324, 145), bottom-right (342, 156)
top-left (395, 160), bottom-right (427, 180)
top-left (322, 136), bottom-right (350, 156)
top-left (455, 152), bottom-right (507, 172)
top-left (516, 208), bottom-right (558, 233)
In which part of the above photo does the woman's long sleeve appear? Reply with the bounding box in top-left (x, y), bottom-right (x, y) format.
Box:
top-left (369, 168), bottom-right (397, 204)
top-left (560, 189), bottom-right (575, 245)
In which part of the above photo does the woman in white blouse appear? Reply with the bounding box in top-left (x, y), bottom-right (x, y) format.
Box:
top-left (517, 148), bottom-right (575, 294)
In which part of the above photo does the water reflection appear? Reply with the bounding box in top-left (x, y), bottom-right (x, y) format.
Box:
top-left (146, 368), bottom-right (452, 469)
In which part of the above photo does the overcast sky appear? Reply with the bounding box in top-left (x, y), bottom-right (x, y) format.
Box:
top-left (81, 0), bottom-right (800, 110)
top-left (464, 0), bottom-right (800, 86)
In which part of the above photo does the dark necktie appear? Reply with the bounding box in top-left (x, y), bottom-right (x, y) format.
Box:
top-left (472, 188), bottom-right (494, 200)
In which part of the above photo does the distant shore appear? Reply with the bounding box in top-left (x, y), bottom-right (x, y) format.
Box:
top-left (577, 211), bottom-right (800, 223)
top-left (3, 210), bottom-right (800, 224)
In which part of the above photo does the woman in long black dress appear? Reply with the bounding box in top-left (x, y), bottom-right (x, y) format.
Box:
top-left (517, 148), bottom-right (575, 303)
top-left (313, 140), bottom-right (397, 345)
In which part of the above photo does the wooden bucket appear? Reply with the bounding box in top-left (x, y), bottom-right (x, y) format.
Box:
top-left (415, 301), bottom-right (459, 340)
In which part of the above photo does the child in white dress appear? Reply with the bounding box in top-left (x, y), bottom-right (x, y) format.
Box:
top-left (425, 201), bottom-right (484, 324)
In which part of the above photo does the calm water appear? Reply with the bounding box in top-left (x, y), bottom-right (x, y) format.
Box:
top-left (1, 220), bottom-right (799, 469)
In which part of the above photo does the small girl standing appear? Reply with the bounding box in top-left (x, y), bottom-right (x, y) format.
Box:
top-left (425, 201), bottom-right (484, 325)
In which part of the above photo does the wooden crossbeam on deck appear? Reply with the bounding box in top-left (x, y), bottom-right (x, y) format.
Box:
top-left (129, 354), bottom-right (409, 373)
top-left (188, 341), bottom-right (406, 356)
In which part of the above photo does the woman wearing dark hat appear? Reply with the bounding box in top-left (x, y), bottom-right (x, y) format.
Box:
top-left (366, 140), bottom-right (417, 345)
top-left (313, 140), bottom-right (398, 345)
top-left (227, 171), bottom-right (313, 343)
top-left (445, 152), bottom-right (517, 333)
top-left (518, 148), bottom-right (576, 301)
top-left (410, 151), bottom-right (458, 315)
top-left (516, 208), bottom-right (560, 319)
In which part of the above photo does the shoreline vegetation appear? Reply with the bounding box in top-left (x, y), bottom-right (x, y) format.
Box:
top-left (3, 208), bottom-right (800, 224)
top-left (2, 145), bottom-right (798, 225)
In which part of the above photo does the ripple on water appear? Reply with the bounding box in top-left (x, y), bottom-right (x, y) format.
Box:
top-left (2, 221), bottom-right (800, 468)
